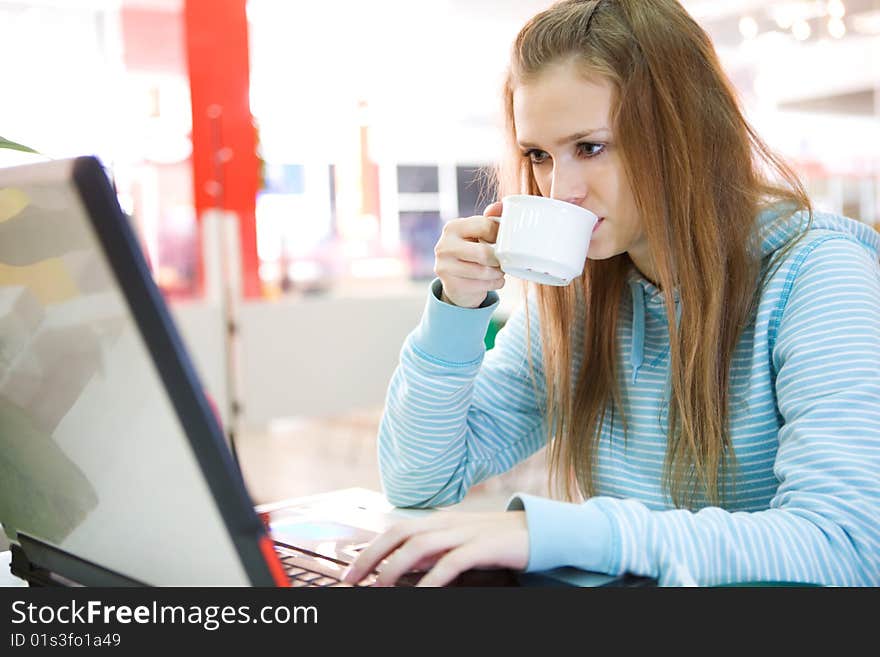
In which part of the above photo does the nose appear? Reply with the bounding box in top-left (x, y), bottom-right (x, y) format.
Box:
top-left (549, 163), bottom-right (587, 206)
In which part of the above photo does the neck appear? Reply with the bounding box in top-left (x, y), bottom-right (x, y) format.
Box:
top-left (627, 247), bottom-right (660, 288)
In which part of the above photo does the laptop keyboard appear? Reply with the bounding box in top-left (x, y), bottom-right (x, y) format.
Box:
top-left (274, 546), bottom-right (376, 587)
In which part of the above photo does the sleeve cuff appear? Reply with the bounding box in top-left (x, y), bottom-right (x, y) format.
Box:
top-left (409, 278), bottom-right (500, 364)
top-left (506, 493), bottom-right (613, 574)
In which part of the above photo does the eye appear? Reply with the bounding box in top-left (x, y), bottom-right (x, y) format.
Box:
top-left (523, 149), bottom-right (549, 165)
top-left (577, 142), bottom-right (606, 158)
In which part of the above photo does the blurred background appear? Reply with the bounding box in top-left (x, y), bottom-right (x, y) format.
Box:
top-left (1, 0), bottom-right (878, 508)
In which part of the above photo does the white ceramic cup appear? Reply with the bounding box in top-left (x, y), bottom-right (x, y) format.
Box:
top-left (490, 195), bottom-right (599, 286)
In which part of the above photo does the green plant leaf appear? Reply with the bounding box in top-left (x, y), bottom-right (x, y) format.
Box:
top-left (0, 137), bottom-right (38, 153)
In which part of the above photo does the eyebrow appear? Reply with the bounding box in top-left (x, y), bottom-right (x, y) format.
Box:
top-left (517, 128), bottom-right (610, 149)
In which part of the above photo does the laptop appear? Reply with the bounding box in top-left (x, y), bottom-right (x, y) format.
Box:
top-left (0, 156), bottom-right (648, 588)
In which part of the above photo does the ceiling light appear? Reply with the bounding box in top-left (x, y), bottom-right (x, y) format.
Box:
top-left (739, 16), bottom-right (759, 40)
top-left (792, 19), bottom-right (811, 41)
top-left (827, 0), bottom-right (846, 20)
top-left (828, 16), bottom-right (846, 38)
top-left (773, 11), bottom-right (794, 30)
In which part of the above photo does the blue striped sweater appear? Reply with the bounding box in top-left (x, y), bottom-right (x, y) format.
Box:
top-left (377, 209), bottom-right (880, 586)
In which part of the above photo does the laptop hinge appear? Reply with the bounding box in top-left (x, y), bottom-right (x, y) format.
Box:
top-left (10, 533), bottom-right (145, 587)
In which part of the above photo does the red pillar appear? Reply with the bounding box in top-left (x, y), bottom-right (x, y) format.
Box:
top-left (184, 0), bottom-right (261, 298)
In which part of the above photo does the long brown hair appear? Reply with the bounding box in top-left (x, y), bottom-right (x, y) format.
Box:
top-left (493, 0), bottom-right (812, 508)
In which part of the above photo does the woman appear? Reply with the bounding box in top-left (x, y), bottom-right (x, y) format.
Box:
top-left (343, 0), bottom-right (880, 587)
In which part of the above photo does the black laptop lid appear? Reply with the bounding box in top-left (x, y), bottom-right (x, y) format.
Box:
top-left (0, 156), bottom-right (281, 586)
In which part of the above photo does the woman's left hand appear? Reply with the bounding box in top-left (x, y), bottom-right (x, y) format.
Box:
top-left (341, 511), bottom-right (529, 587)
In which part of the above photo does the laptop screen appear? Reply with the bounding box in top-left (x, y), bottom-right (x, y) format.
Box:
top-left (0, 158), bottom-right (267, 585)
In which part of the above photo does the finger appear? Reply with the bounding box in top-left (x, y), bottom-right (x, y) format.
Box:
top-left (376, 528), bottom-right (466, 587)
top-left (342, 521), bottom-right (421, 584)
top-left (436, 260), bottom-right (502, 281)
top-left (437, 240), bottom-right (499, 268)
top-left (415, 541), bottom-right (494, 587)
top-left (488, 276), bottom-right (506, 290)
top-left (410, 553), bottom-right (444, 573)
top-left (483, 201), bottom-right (503, 217)
top-left (341, 512), bottom-right (473, 584)
top-left (343, 513), bottom-right (471, 584)
top-left (446, 215), bottom-right (500, 243)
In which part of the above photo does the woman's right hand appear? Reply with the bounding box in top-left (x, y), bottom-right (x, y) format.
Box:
top-left (434, 201), bottom-right (505, 308)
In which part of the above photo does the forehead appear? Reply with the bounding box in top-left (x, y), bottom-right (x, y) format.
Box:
top-left (512, 62), bottom-right (614, 142)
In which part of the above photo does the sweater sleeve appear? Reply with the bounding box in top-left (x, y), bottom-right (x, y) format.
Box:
top-left (377, 279), bottom-right (548, 508)
top-left (509, 237), bottom-right (880, 586)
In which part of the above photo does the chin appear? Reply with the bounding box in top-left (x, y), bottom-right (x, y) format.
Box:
top-left (586, 244), bottom-right (621, 261)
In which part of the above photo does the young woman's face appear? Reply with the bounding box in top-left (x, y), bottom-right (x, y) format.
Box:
top-left (513, 60), bottom-right (650, 272)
